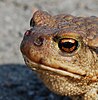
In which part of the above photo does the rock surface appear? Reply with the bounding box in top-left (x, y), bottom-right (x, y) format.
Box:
top-left (0, 0), bottom-right (98, 100)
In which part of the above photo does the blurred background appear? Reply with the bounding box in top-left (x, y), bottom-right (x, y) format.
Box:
top-left (0, 0), bottom-right (98, 100)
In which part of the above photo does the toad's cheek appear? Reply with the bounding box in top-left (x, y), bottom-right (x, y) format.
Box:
top-left (23, 55), bottom-right (86, 79)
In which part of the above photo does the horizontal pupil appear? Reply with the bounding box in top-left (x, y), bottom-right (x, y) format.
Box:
top-left (62, 42), bottom-right (74, 48)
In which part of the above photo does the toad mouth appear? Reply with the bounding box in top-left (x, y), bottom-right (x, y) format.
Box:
top-left (23, 55), bottom-right (86, 79)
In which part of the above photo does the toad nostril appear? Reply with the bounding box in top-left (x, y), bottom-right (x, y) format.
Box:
top-left (24, 30), bottom-right (31, 36)
top-left (34, 37), bottom-right (44, 46)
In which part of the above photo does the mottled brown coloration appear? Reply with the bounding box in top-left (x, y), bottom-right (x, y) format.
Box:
top-left (20, 10), bottom-right (98, 100)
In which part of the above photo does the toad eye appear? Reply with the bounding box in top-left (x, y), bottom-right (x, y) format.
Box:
top-left (30, 18), bottom-right (35, 27)
top-left (58, 38), bottom-right (79, 53)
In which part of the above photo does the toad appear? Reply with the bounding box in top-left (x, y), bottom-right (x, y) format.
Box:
top-left (20, 10), bottom-right (98, 100)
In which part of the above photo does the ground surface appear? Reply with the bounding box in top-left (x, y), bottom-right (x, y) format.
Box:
top-left (1, 0), bottom-right (98, 100)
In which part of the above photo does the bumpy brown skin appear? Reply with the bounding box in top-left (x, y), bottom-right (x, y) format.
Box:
top-left (20, 10), bottom-right (98, 100)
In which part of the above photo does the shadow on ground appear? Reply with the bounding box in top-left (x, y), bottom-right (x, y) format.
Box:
top-left (0, 64), bottom-right (70, 100)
